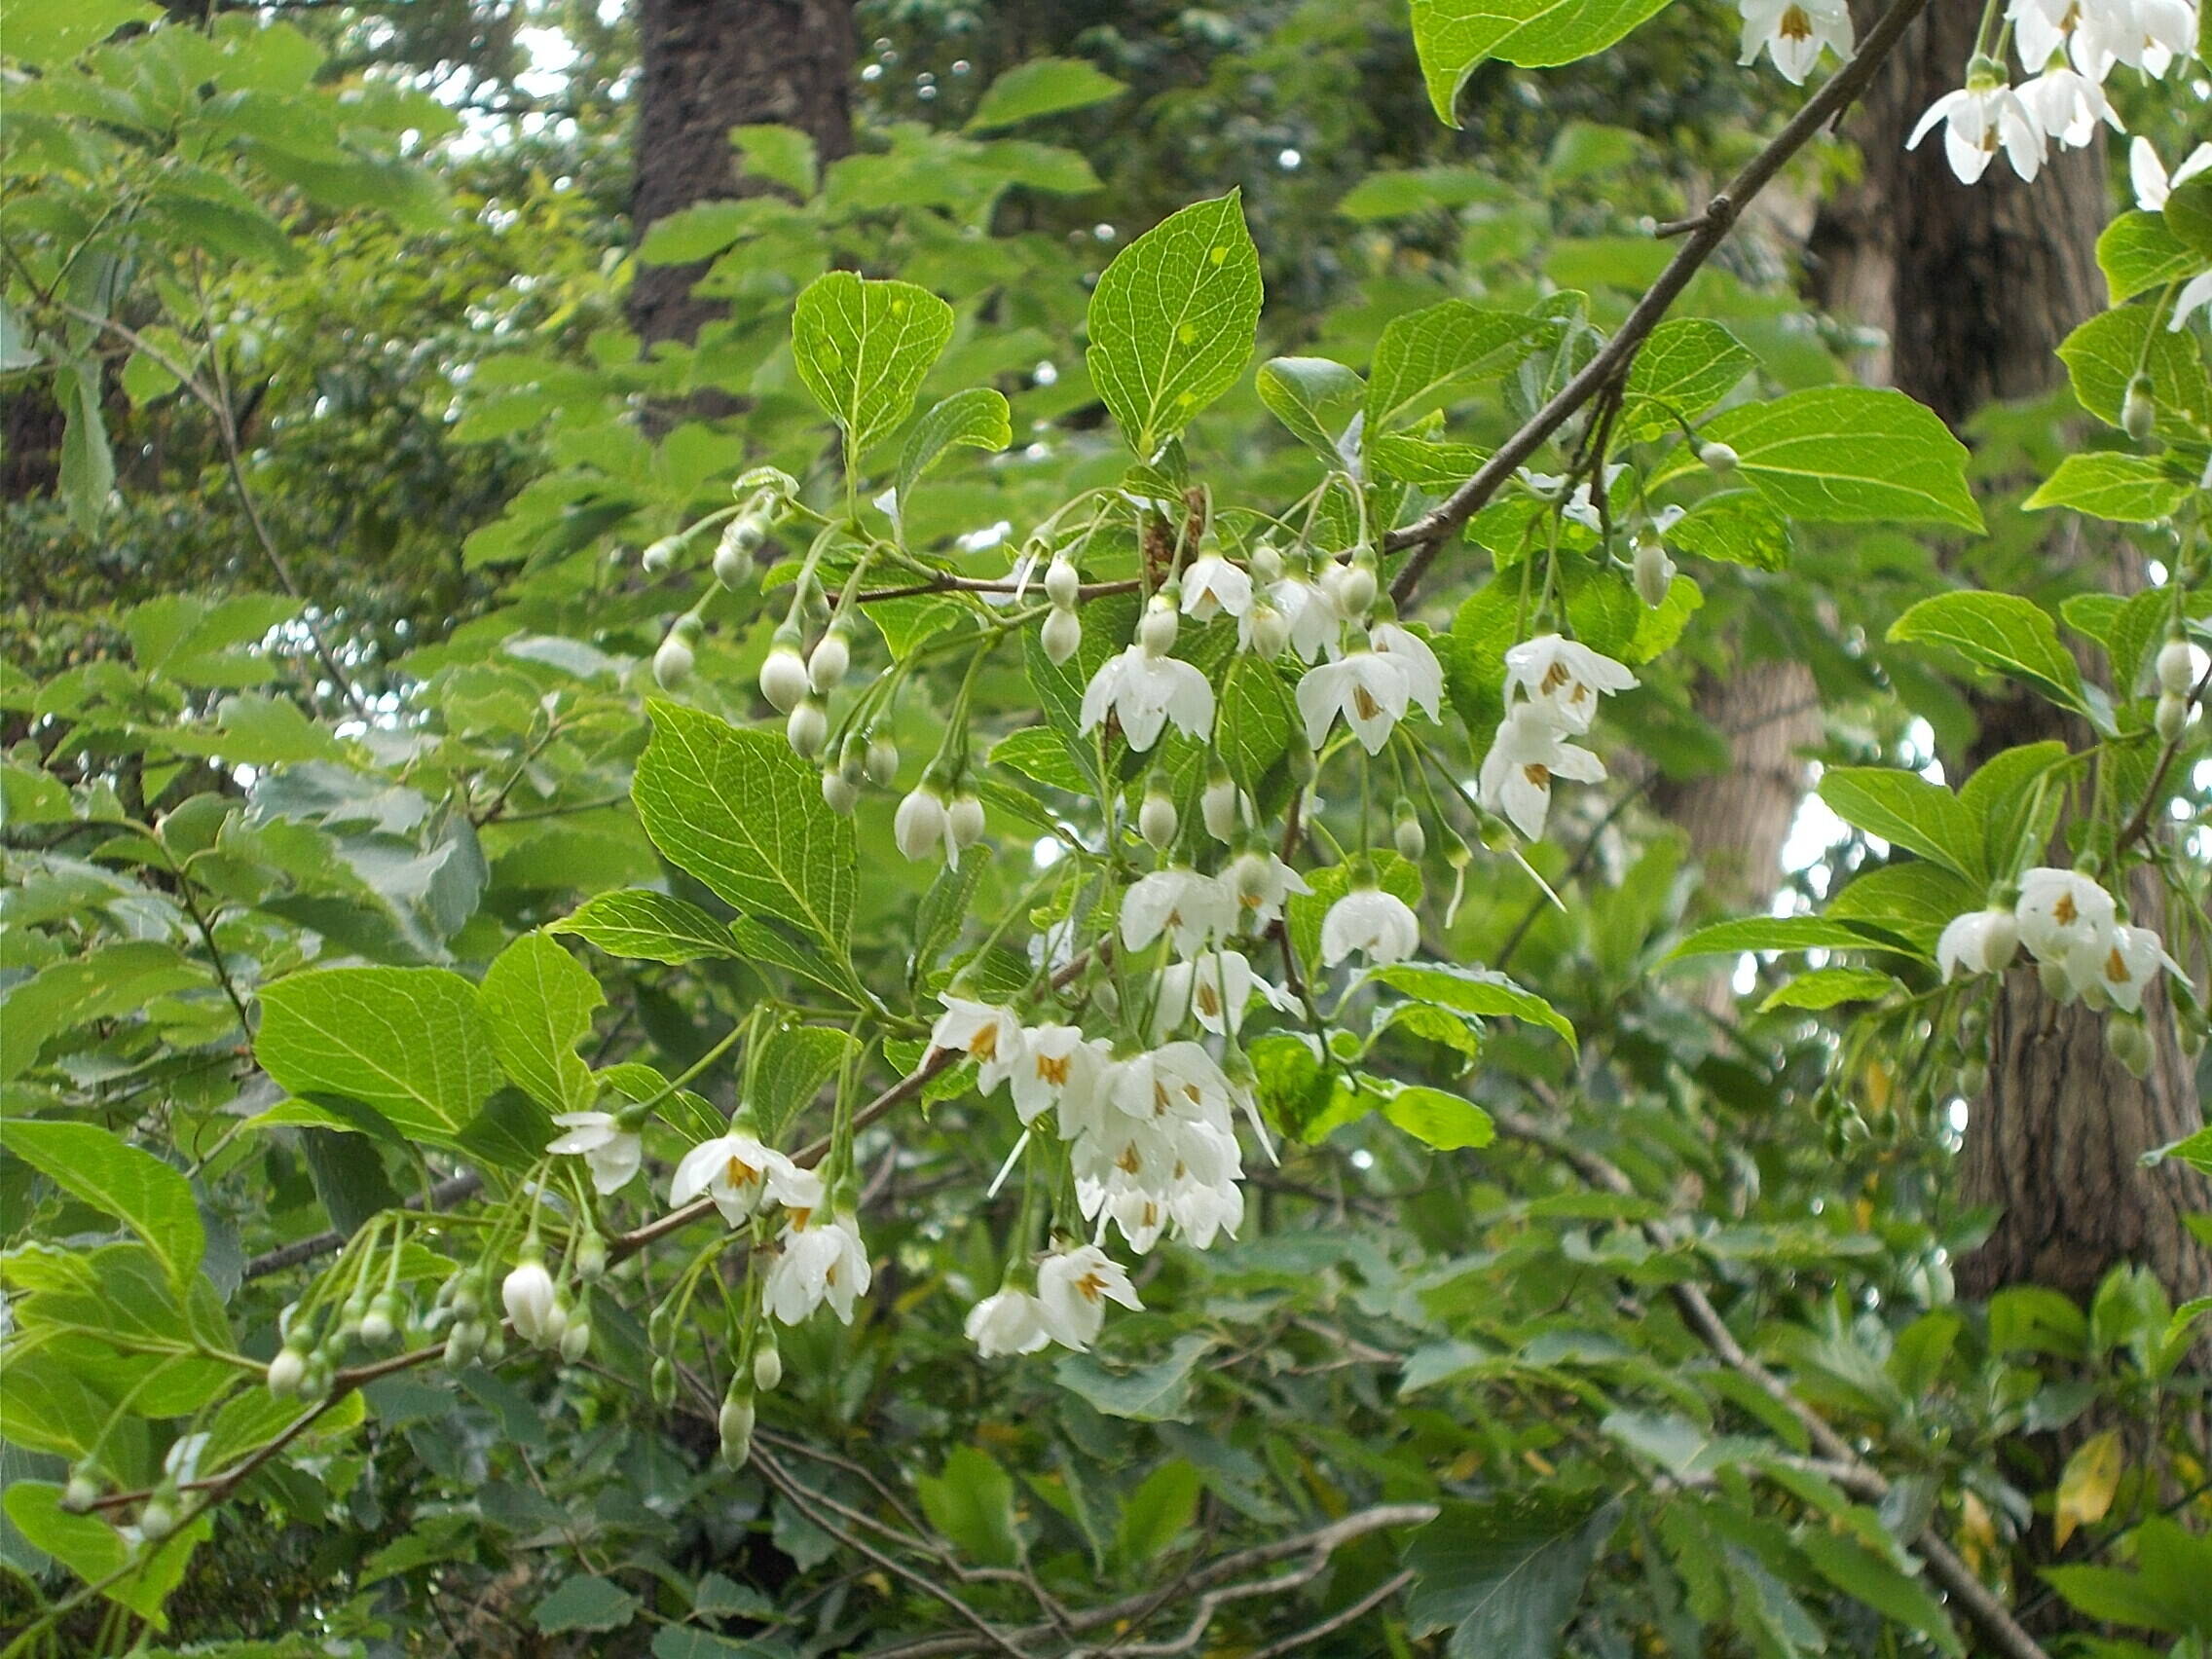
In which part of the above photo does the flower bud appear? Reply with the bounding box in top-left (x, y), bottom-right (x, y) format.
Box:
top-left (1250, 543), bottom-right (1284, 584)
top-left (1392, 799), bottom-right (1426, 862)
top-left (139, 1494), bottom-right (178, 1542)
top-left (822, 769), bottom-right (860, 814)
top-left (719, 507), bottom-right (766, 563)
top-left (359, 1294), bottom-right (397, 1346)
top-left (1201, 761), bottom-right (1238, 842)
top-left (719, 1389), bottom-right (756, 1466)
top-left (444, 1320), bottom-right (483, 1369)
top-left (1043, 604), bottom-right (1083, 665)
top-left (575, 1234), bottom-right (608, 1281)
top-left (560, 1319), bottom-right (592, 1364)
top-left (266, 1346), bottom-right (307, 1397)
top-left (2038, 959), bottom-right (2074, 1003)
top-left (2157, 690), bottom-right (2189, 743)
top-left (1138, 593), bottom-right (1179, 654)
top-left (2122, 373), bottom-right (2157, 443)
top-left (1246, 601), bottom-right (1290, 659)
top-left (648, 635), bottom-right (693, 696)
top-left (947, 792), bottom-right (986, 853)
top-left (866, 732), bottom-right (901, 786)
top-left (502, 1254), bottom-right (557, 1346)
top-left (650, 1355), bottom-right (677, 1407)
top-left (1045, 554), bottom-right (1080, 608)
top-left (754, 1343), bottom-right (784, 1392)
top-left (641, 536), bottom-right (681, 575)
top-left (1139, 778), bottom-right (1178, 851)
top-left (808, 626), bottom-right (851, 693)
top-left (895, 785), bottom-right (949, 861)
top-left (786, 698), bottom-right (829, 759)
top-left (479, 1326), bottom-right (507, 1365)
top-left (1633, 535), bottom-right (1677, 608)
top-left (2157, 637), bottom-right (2195, 696)
top-left (1334, 557), bottom-right (1378, 619)
top-left (760, 637), bottom-right (810, 713)
top-left (2107, 1014), bottom-right (2153, 1078)
top-left (1698, 441), bottom-right (1738, 473)
top-left (61, 1469), bottom-right (99, 1514)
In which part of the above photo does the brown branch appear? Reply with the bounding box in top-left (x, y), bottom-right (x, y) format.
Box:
top-left (1383, 0), bottom-right (1936, 604)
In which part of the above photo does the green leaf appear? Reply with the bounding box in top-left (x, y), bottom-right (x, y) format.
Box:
top-left (1689, 387), bottom-right (1982, 531)
top-left (255, 967), bottom-right (502, 1144)
top-left (897, 387), bottom-right (1012, 507)
top-left (0, 1120), bottom-right (203, 1289)
top-left (535, 1574), bottom-right (643, 1634)
top-left (1365, 300), bottom-right (1537, 432)
top-left (1815, 767), bottom-right (1983, 882)
top-left (1664, 490), bottom-right (1791, 571)
top-left (1412, 0), bottom-right (1677, 123)
top-left (1618, 318), bottom-right (1753, 441)
top-left (917, 1446), bottom-right (1020, 1567)
top-left (633, 701), bottom-right (856, 951)
top-left (791, 271), bottom-right (955, 460)
top-left (1668, 916), bottom-right (1904, 960)
top-left (1887, 590), bottom-right (2086, 713)
top-left (480, 931), bottom-right (603, 1116)
top-left (1796, 1528), bottom-right (1964, 1655)
top-left (1086, 192), bottom-right (1263, 456)
top-left (1959, 740), bottom-right (2070, 877)
top-left (2024, 453), bottom-right (2190, 524)
top-left (1336, 165), bottom-right (1509, 220)
top-left (733, 124), bottom-right (816, 197)
top-left (2, 0), bottom-right (161, 65)
top-left (1257, 356), bottom-right (1363, 457)
top-left (551, 890), bottom-right (739, 964)
top-left (1382, 1084), bottom-right (1495, 1150)
top-left (2059, 303), bottom-right (2212, 442)
top-left (2165, 172), bottom-right (2212, 261)
top-left (1825, 863), bottom-right (1979, 955)
top-left (965, 55), bottom-right (1126, 131)
top-left (1406, 1493), bottom-right (1622, 1658)
top-left (1364, 962), bottom-right (1577, 1052)
top-left (1758, 968), bottom-right (1902, 1012)
top-left (2098, 209), bottom-right (2204, 304)
top-left (4, 1481), bottom-right (209, 1629)
top-left (635, 202), bottom-right (751, 264)
top-left (56, 360), bottom-right (114, 532)
top-left (728, 917), bottom-right (876, 1011)
top-left (750, 1020), bottom-right (855, 1143)
top-left (1055, 1333), bottom-right (1213, 1420)
top-left (1117, 1459), bottom-right (1202, 1564)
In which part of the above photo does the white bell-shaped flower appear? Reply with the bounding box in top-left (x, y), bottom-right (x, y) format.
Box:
top-left (766, 1211), bottom-right (870, 1325)
top-left (1319, 885), bottom-right (1420, 967)
top-left (929, 996), bottom-right (1024, 1094)
top-left (1478, 704), bottom-right (1607, 838)
top-left (670, 1131), bottom-right (817, 1228)
top-left (966, 1286), bottom-right (1051, 1356)
top-left (1296, 648), bottom-right (1411, 755)
top-left (546, 1110), bottom-right (643, 1195)
top-left (1122, 866), bottom-right (1236, 957)
top-left (1936, 908), bottom-right (2020, 980)
top-left (1502, 634), bottom-right (1638, 735)
top-left (1035, 1244), bottom-right (1142, 1351)
top-left (1080, 645), bottom-right (1214, 753)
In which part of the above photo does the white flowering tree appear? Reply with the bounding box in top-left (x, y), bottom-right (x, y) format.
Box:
top-left (1, 0), bottom-right (2209, 1654)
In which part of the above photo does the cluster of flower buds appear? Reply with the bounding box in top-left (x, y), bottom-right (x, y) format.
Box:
top-left (893, 763), bottom-right (987, 866)
top-left (2155, 631), bottom-right (2199, 743)
top-left (1043, 551), bottom-right (1082, 664)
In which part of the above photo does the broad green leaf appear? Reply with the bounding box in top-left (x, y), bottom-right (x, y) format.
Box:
top-left (1406, 1493), bottom-right (1622, 1657)
top-left (535, 1574), bottom-right (642, 1634)
top-left (2098, 209), bottom-right (2203, 304)
top-left (1758, 968), bottom-right (1902, 1013)
top-left (1117, 1459), bottom-right (1201, 1564)
top-left (3, 0), bottom-right (161, 66)
top-left (1887, 591), bottom-right (2086, 713)
top-left (1256, 356), bottom-right (1363, 457)
top-left (633, 701), bottom-right (856, 951)
top-left (2059, 303), bottom-right (2212, 441)
top-left (1618, 318), bottom-right (1754, 440)
top-left (1382, 1084), bottom-right (1496, 1150)
top-left (480, 931), bottom-right (603, 1115)
top-left (1815, 767), bottom-right (1983, 881)
top-left (0, 1121), bottom-right (203, 1289)
top-left (1086, 192), bottom-right (1263, 456)
top-left (1668, 916), bottom-right (1906, 960)
top-left (965, 56), bottom-right (1126, 132)
top-left (729, 917), bottom-right (877, 1011)
top-left (634, 201), bottom-right (751, 264)
top-left (1364, 962), bottom-right (1577, 1051)
top-left (2165, 171), bottom-right (2212, 261)
top-left (1959, 740), bottom-right (2071, 876)
top-left (1412, 0), bottom-right (1677, 124)
top-left (750, 1021), bottom-right (855, 1143)
top-left (1688, 387), bottom-right (1982, 531)
top-left (3, 1481), bottom-right (209, 1628)
top-left (2023, 453), bottom-right (2190, 523)
top-left (1825, 863), bottom-right (1979, 955)
top-left (1337, 165), bottom-right (1509, 220)
top-left (791, 271), bottom-right (955, 459)
top-left (1370, 432), bottom-right (1489, 488)
top-left (897, 387), bottom-right (1012, 507)
top-left (1366, 300), bottom-right (1538, 431)
top-left (255, 967), bottom-right (502, 1143)
top-left (1795, 1527), bottom-right (1965, 1656)
top-left (1054, 1333), bottom-right (1213, 1420)
top-left (733, 123), bottom-right (816, 197)
top-left (916, 1446), bottom-right (1020, 1567)
top-left (1664, 490), bottom-right (1790, 571)
top-left (552, 890), bottom-right (739, 964)
top-left (56, 360), bottom-right (114, 532)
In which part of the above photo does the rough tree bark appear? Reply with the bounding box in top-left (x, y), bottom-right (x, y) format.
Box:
top-left (628, 0), bottom-right (858, 350)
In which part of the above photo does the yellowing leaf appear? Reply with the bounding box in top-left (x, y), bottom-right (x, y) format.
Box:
top-left (2055, 1428), bottom-right (2124, 1549)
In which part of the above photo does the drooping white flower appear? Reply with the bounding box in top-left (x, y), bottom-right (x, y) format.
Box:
top-left (1010, 1023), bottom-right (1108, 1126)
top-left (2069, 921), bottom-right (2175, 1013)
top-left (671, 1132), bottom-right (815, 1227)
top-left (1370, 622), bottom-right (1445, 721)
top-left (1152, 949), bottom-right (1298, 1040)
top-left (1737, 0), bottom-right (1852, 84)
top-left (546, 1110), bottom-right (644, 1194)
top-left (2074, 0), bottom-right (2194, 77)
top-left (1906, 82), bottom-right (2045, 185)
top-left (1269, 574), bottom-right (1343, 664)
top-left (1221, 849), bottom-right (1311, 931)
top-left (1502, 635), bottom-right (1639, 734)
top-left (1180, 554), bottom-right (1253, 620)
top-left (1122, 866), bottom-right (1236, 957)
top-left (2015, 867), bottom-right (2118, 968)
top-left (1478, 704), bottom-right (1607, 838)
top-left (766, 1211), bottom-right (871, 1325)
top-left (1080, 645), bottom-right (1215, 752)
top-left (929, 997), bottom-right (1024, 1093)
top-left (894, 786), bottom-right (953, 864)
top-left (1296, 649), bottom-right (1411, 755)
top-left (1167, 1178), bottom-right (1245, 1249)
top-left (1035, 1244), bottom-right (1142, 1350)
top-left (2131, 136), bottom-right (2212, 211)
top-left (1319, 885), bottom-right (1421, 967)
top-left (1936, 908), bottom-right (2020, 980)
top-left (2017, 66), bottom-right (2120, 147)
top-left (1110, 1041), bottom-right (1235, 1131)
top-left (966, 1287), bottom-right (1051, 1356)
top-left (502, 1256), bottom-right (558, 1346)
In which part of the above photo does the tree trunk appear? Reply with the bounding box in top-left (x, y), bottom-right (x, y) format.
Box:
top-left (628, 0), bottom-right (857, 350)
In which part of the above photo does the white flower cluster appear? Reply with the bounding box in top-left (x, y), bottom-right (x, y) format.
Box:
top-left (1938, 866), bottom-right (2177, 1013)
top-left (1477, 635), bottom-right (1638, 839)
top-left (1905, 0), bottom-right (2196, 187)
top-left (668, 1128), bottom-right (873, 1325)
